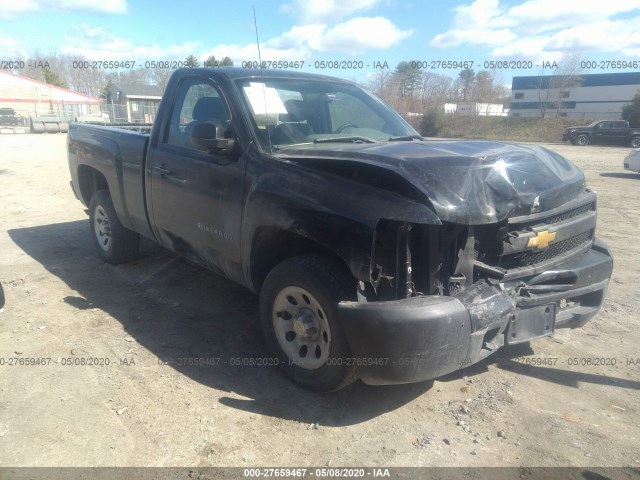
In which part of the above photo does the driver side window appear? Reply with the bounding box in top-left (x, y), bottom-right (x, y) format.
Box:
top-left (166, 79), bottom-right (229, 149)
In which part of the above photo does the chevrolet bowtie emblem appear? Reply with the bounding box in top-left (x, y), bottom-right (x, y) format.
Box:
top-left (527, 230), bottom-right (557, 249)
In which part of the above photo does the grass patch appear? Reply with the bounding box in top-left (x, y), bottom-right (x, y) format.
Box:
top-left (411, 115), bottom-right (598, 143)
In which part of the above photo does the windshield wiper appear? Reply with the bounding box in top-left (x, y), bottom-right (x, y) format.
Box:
top-left (272, 142), bottom-right (314, 150)
top-left (388, 135), bottom-right (423, 141)
top-left (313, 136), bottom-right (377, 144)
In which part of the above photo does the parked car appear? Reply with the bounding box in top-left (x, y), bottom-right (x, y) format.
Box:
top-left (623, 149), bottom-right (640, 174)
top-left (562, 120), bottom-right (640, 147)
top-left (0, 281), bottom-right (5, 310)
top-left (0, 107), bottom-right (20, 126)
top-left (68, 68), bottom-right (613, 391)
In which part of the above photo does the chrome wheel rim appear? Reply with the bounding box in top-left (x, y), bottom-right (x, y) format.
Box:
top-left (272, 286), bottom-right (331, 370)
top-left (94, 206), bottom-right (112, 252)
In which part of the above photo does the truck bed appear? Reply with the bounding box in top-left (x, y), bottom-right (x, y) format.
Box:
top-left (67, 122), bottom-right (154, 240)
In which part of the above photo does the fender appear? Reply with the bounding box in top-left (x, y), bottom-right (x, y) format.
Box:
top-left (241, 157), bottom-right (441, 290)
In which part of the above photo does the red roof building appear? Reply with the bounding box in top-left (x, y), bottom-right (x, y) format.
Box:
top-left (0, 71), bottom-right (101, 120)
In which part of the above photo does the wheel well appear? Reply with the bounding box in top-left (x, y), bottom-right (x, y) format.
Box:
top-left (77, 165), bottom-right (108, 205)
top-left (250, 228), bottom-right (351, 291)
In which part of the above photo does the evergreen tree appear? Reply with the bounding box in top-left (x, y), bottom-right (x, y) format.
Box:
top-left (204, 55), bottom-right (218, 67)
top-left (204, 55), bottom-right (233, 67)
top-left (392, 61), bottom-right (422, 98)
top-left (622, 89), bottom-right (640, 127)
top-left (185, 55), bottom-right (200, 68)
top-left (458, 68), bottom-right (475, 101)
top-left (43, 68), bottom-right (67, 88)
top-left (100, 79), bottom-right (114, 101)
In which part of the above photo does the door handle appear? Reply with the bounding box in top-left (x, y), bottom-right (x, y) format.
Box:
top-left (154, 165), bottom-right (173, 175)
top-left (154, 164), bottom-right (187, 185)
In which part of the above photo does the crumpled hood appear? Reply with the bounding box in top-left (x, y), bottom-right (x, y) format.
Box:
top-left (278, 140), bottom-right (586, 225)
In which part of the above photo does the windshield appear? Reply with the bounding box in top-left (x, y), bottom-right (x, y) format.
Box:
top-left (234, 77), bottom-right (420, 151)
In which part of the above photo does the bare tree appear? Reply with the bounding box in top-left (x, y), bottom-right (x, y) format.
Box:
top-left (536, 55), bottom-right (583, 118)
top-left (369, 67), bottom-right (392, 98)
top-left (420, 72), bottom-right (453, 109)
top-left (114, 68), bottom-right (152, 86)
top-left (537, 69), bottom-right (551, 118)
top-left (151, 68), bottom-right (174, 93)
top-left (67, 55), bottom-right (106, 97)
top-left (552, 55), bottom-right (583, 117)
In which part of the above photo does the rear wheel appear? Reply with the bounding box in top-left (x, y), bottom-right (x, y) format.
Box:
top-left (575, 134), bottom-right (589, 146)
top-left (630, 136), bottom-right (640, 148)
top-left (89, 190), bottom-right (140, 264)
top-left (260, 254), bottom-right (358, 391)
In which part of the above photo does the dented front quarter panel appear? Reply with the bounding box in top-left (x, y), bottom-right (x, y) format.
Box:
top-left (240, 147), bottom-right (441, 289)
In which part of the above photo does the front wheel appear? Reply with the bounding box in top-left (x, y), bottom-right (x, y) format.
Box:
top-left (89, 190), bottom-right (140, 264)
top-left (260, 255), bottom-right (358, 391)
top-left (575, 134), bottom-right (589, 146)
top-left (630, 136), bottom-right (640, 148)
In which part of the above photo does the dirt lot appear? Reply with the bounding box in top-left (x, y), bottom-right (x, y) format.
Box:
top-left (0, 133), bottom-right (638, 468)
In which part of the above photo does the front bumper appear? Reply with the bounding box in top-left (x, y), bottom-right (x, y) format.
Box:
top-left (338, 239), bottom-right (613, 385)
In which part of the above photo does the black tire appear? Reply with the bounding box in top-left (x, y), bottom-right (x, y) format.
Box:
top-left (88, 190), bottom-right (140, 264)
top-left (630, 136), bottom-right (640, 148)
top-left (576, 134), bottom-right (589, 146)
top-left (260, 254), bottom-right (358, 391)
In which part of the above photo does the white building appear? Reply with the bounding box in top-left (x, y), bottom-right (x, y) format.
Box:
top-left (0, 71), bottom-right (101, 120)
top-left (510, 72), bottom-right (640, 120)
top-left (443, 102), bottom-right (507, 116)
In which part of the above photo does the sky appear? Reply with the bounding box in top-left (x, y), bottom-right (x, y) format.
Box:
top-left (1, 0), bottom-right (640, 87)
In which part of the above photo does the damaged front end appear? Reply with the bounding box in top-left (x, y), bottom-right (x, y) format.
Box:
top-left (339, 189), bottom-right (613, 385)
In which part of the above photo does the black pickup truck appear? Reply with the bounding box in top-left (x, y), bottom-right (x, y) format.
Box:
top-left (68, 68), bottom-right (613, 391)
top-left (562, 120), bottom-right (640, 147)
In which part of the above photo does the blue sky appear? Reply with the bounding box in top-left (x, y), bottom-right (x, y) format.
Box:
top-left (1, 0), bottom-right (640, 86)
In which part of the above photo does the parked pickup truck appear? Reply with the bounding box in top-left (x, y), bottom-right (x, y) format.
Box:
top-left (69, 68), bottom-right (613, 391)
top-left (562, 120), bottom-right (640, 147)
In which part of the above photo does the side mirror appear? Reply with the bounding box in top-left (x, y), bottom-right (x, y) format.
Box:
top-left (190, 121), bottom-right (235, 155)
